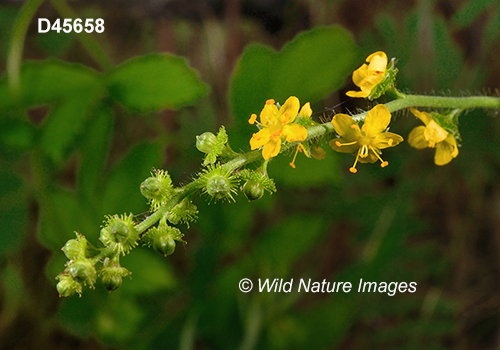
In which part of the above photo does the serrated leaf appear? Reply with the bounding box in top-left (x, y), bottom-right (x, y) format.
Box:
top-left (0, 59), bottom-right (101, 110)
top-left (107, 54), bottom-right (207, 112)
top-left (40, 87), bottom-right (104, 165)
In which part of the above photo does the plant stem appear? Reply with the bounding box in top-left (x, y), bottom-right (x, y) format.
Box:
top-left (7, 0), bottom-right (46, 98)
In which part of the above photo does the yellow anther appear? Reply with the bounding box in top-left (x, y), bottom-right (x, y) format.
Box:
top-left (249, 114), bottom-right (257, 124)
top-left (380, 161), bottom-right (389, 168)
top-left (335, 141), bottom-right (341, 147)
top-left (349, 167), bottom-right (358, 173)
top-left (266, 99), bottom-right (275, 105)
top-left (388, 138), bottom-right (393, 146)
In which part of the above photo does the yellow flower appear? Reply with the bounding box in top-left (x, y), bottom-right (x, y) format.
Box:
top-left (408, 108), bottom-right (459, 165)
top-left (249, 96), bottom-right (308, 160)
top-left (329, 104), bottom-right (403, 173)
top-left (346, 51), bottom-right (388, 98)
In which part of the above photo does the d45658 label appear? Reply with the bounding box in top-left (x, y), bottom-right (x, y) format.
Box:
top-left (38, 18), bottom-right (104, 33)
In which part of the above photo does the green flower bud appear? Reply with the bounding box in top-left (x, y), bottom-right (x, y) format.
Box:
top-left (67, 259), bottom-right (97, 288)
top-left (196, 132), bottom-right (217, 154)
top-left (102, 273), bottom-right (123, 292)
top-left (167, 198), bottom-right (198, 226)
top-left (100, 214), bottom-right (139, 256)
top-left (206, 174), bottom-right (232, 200)
top-left (140, 177), bottom-right (164, 200)
top-left (153, 234), bottom-right (176, 256)
top-left (62, 232), bottom-right (88, 260)
top-left (242, 180), bottom-right (265, 201)
top-left (56, 274), bottom-right (82, 297)
top-left (141, 170), bottom-right (174, 211)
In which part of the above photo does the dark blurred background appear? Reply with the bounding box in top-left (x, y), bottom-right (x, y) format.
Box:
top-left (1, 0), bottom-right (500, 349)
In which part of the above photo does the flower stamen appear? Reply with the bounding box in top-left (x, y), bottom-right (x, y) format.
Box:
top-left (350, 151), bottom-right (360, 173)
top-left (335, 140), bottom-right (357, 147)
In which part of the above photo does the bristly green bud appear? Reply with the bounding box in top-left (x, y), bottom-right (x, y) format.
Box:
top-left (56, 274), bottom-right (82, 297)
top-left (140, 169), bottom-right (174, 211)
top-left (67, 258), bottom-right (97, 288)
top-left (238, 169), bottom-right (276, 200)
top-left (153, 234), bottom-right (176, 256)
top-left (62, 232), bottom-right (88, 260)
top-left (241, 180), bottom-right (265, 201)
top-left (196, 132), bottom-right (217, 154)
top-left (200, 126), bottom-right (231, 166)
top-left (167, 198), bottom-right (198, 227)
top-left (201, 164), bottom-right (238, 202)
top-left (142, 218), bottom-right (186, 257)
top-left (100, 257), bottom-right (131, 292)
top-left (100, 214), bottom-right (139, 256)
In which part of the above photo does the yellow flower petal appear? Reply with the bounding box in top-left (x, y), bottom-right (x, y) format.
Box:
top-left (371, 132), bottom-right (403, 150)
top-left (409, 108), bottom-right (432, 126)
top-left (434, 138), bottom-right (457, 165)
top-left (331, 113), bottom-right (360, 138)
top-left (262, 138), bottom-right (281, 160)
top-left (346, 89), bottom-right (370, 98)
top-left (310, 146), bottom-right (326, 160)
top-left (351, 64), bottom-right (370, 87)
top-left (282, 123), bottom-right (307, 142)
top-left (366, 51), bottom-right (387, 73)
top-left (250, 128), bottom-right (271, 150)
top-left (299, 102), bottom-right (312, 119)
top-left (408, 126), bottom-right (429, 149)
top-left (363, 104), bottom-right (391, 138)
top-left (279, 96), bottom-right (300, 124)
top-left (424, 120), bottom-right (448, 145)
top-left (259, 100), bottom-right (278, 125)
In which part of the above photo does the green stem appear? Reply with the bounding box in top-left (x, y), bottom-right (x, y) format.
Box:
top-left (7, 0), bottom-right (46, 98)
top-left (49, 0), bottom-right (113, 70)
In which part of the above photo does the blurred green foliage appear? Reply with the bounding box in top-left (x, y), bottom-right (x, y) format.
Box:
top-left (0, 0), bottom-right (500, 349)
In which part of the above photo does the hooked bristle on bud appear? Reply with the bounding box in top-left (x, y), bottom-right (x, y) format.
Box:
top-left (100, 257), bottom-right (131, 292)
top-left (99, 214), bottom-right (139, 256)
top-left (62, 232), bottom-right (89, 260)
top-left (140, 170), bottom-right (174, 211)
top-left (56, 274), bottom-right (83, 297)
top-left (66, 258), bottom-right (97, 288)
top-left (142, 218), bottom-right (186, 258)
top-left (200, 165), bottom-right (238, 202)
top-left (237, 169), bottom-right (276, 201)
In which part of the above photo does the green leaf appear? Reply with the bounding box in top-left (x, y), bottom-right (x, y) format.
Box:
top-left (120, 249), bottom-right (177, 295)
top-left (101, 141), bottom-right (163, 216)
top-left (107, 54), bottom-right (208, 112)
top-left (269, 145), bottom-right (342, 187)
top-left (230, 26), bottom-right (359, 125)
top-left (38, 189), bottom-right (97, 249)
top-left (77, 105), bottom-right (114, 201)
top-left (40, 87), bottom-right (104, 165)
top-left (0, 168), bottom-right (28, 257)
top-left (0, 59), bottom-right (101, 110)
top-left (254, 215), bottom-right (327, 275)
